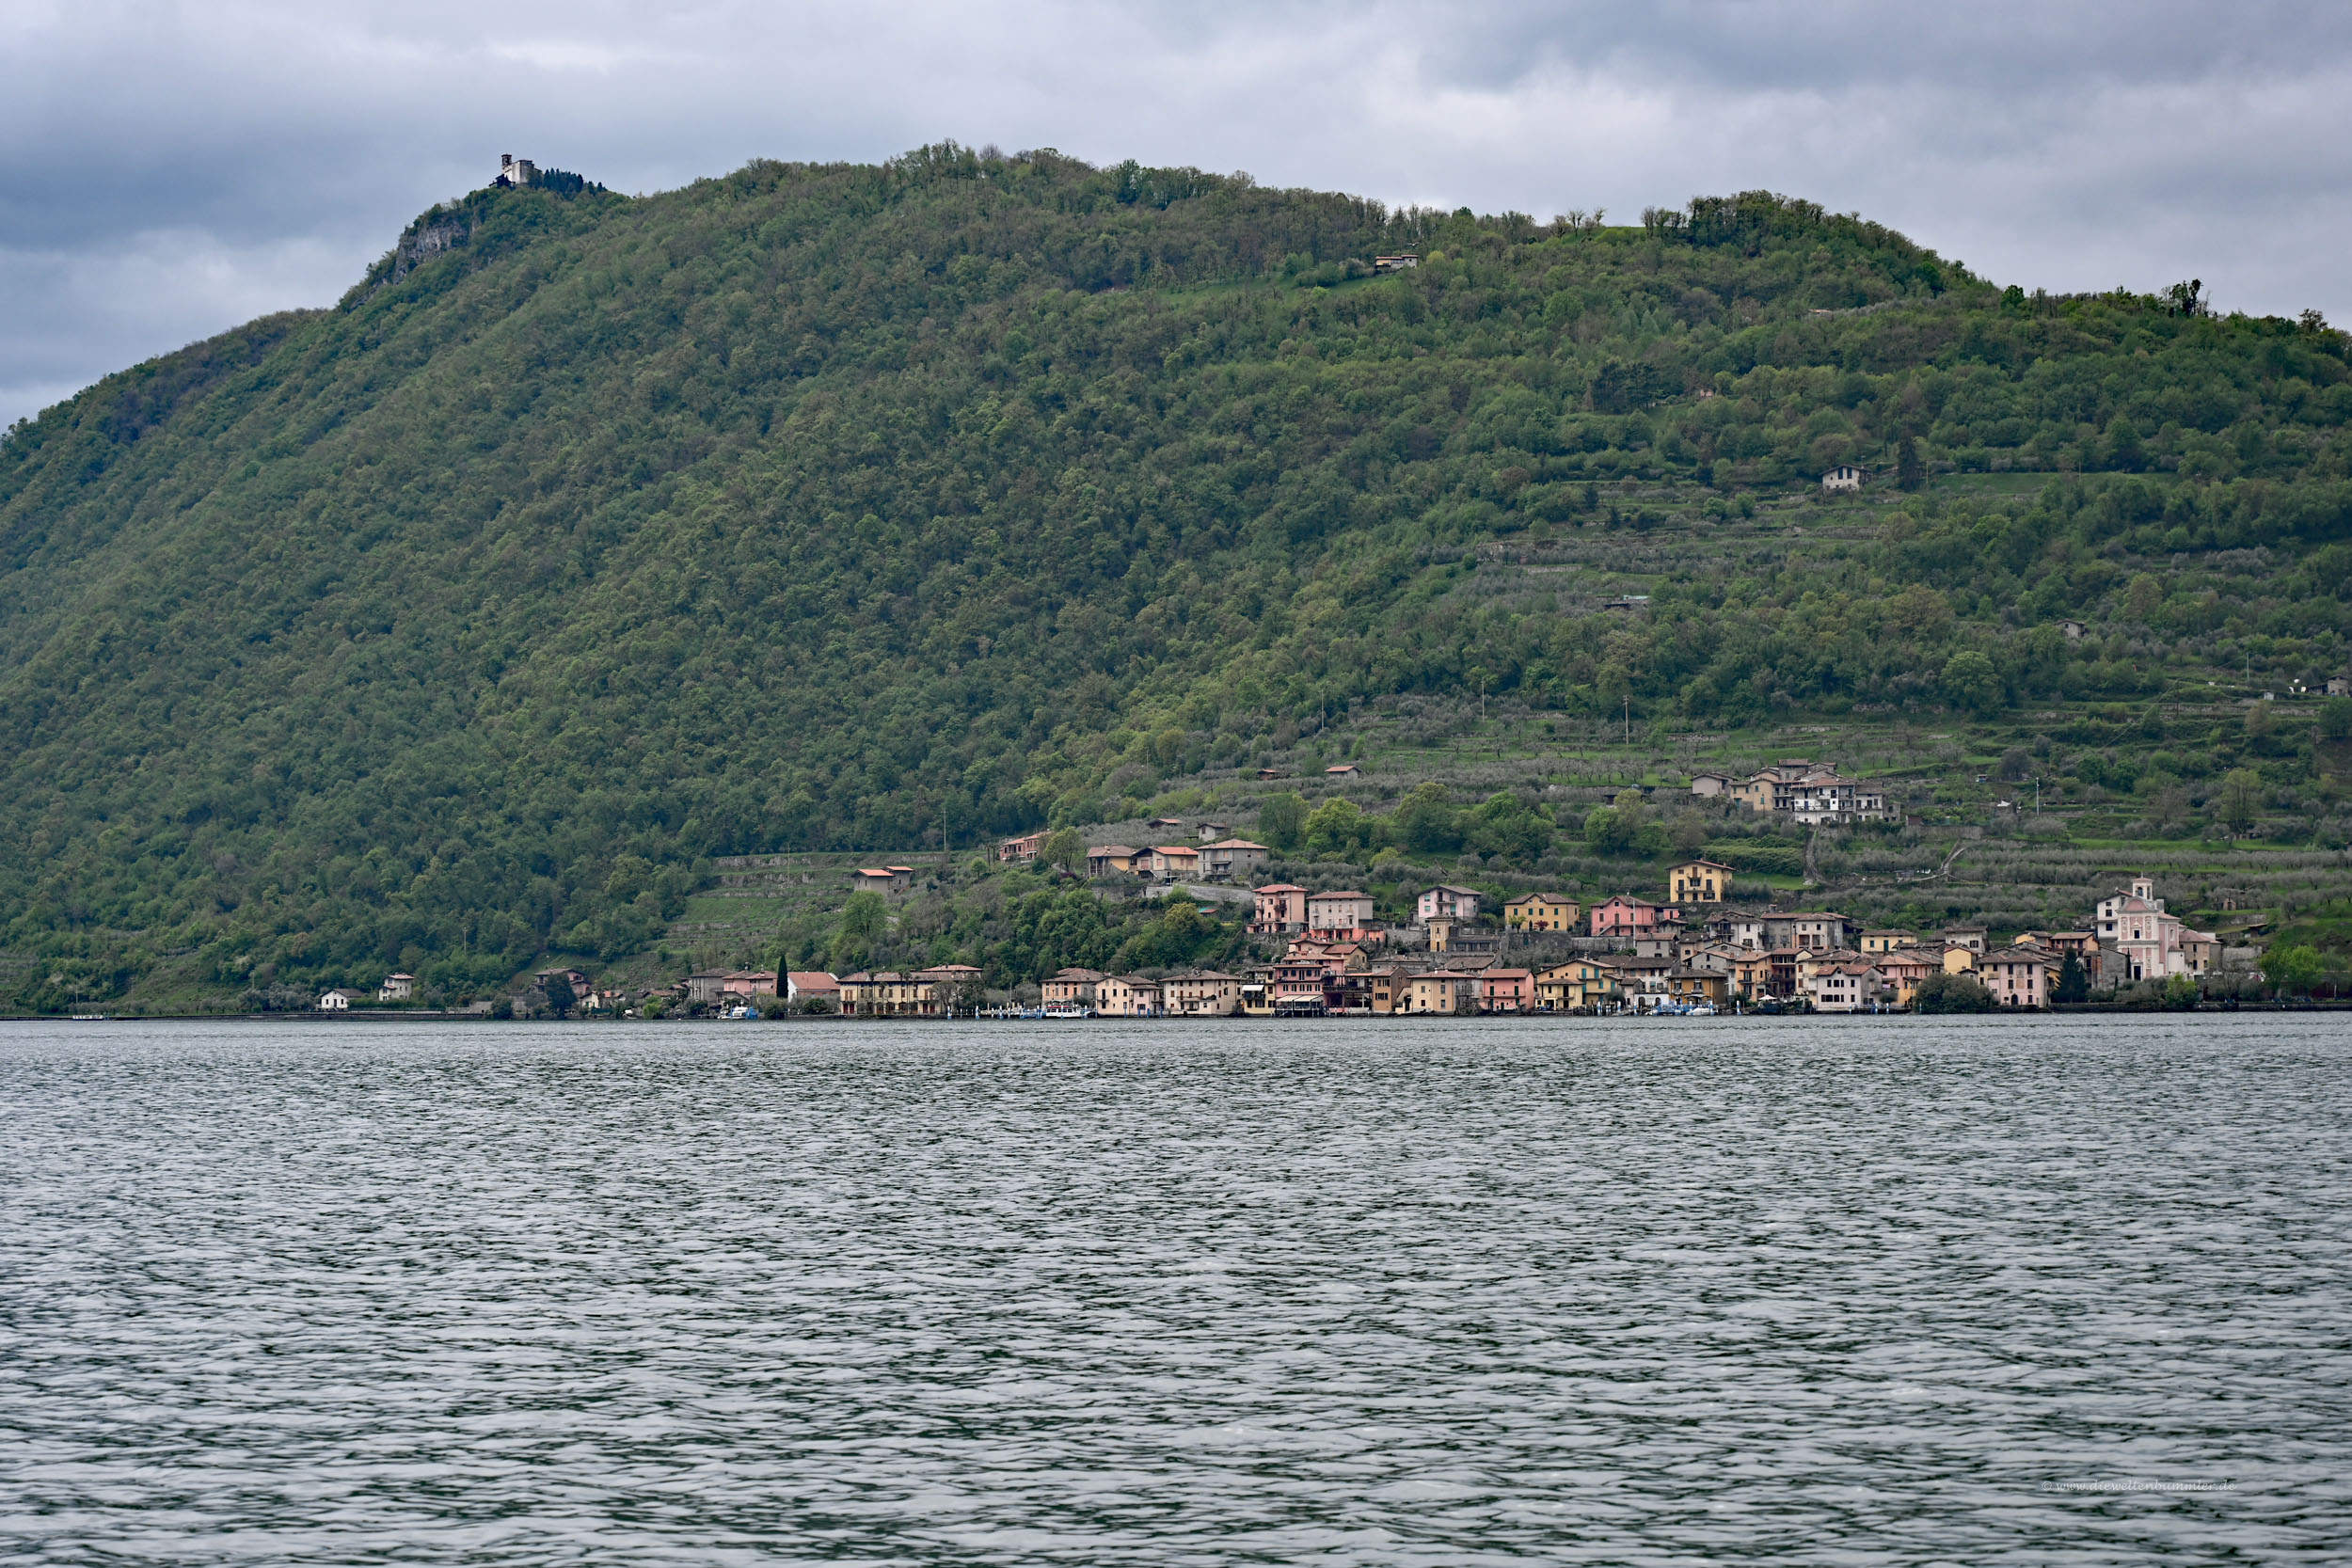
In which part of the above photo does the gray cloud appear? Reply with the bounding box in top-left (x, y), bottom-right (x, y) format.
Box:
top-left (6, 0), bottom-right (2349, 426)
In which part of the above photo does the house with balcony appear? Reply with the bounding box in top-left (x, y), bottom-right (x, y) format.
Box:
top-left (1535, 958), bottom-right (1619, 1012)
top-left (1252, 883), bottom-right (1309, 932)
top-left (1307, 890), bottom-right (1376, 939)
top-left (1590, 895), bottom-right (1673, 940)
top-left (1095, 975), bottom-right (1164, 1017)
top-left (1088, 845), bottom-right (1144, 877)
top-left (1041, 968), bottom-right (1108, 1009)
top-left (1668, 859), bottom-right (1734, 905)
top-left (1200, 838), bottom-right (1270, 879)
top-left (1480, 967), bottom-right (1534, 1013)
top-left (1164, 972), bottom-right (1244, 1016)
top-left (1416, 885), bottom-right (1484, 922)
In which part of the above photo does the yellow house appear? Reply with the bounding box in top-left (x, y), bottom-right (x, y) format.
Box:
top-left (1536, 958), bottom-right (1618, 1012)
top-left (1503, 893), bottom-right (1581, 931)
top-left (1668, 859), bottom-right (1735, 904)
top-left (1943, 944), bottom-right (1978, 974)
top-left (1668, 969), bottom-right (1730, 1006)
top-left (1859, 928), bottom-right (1914, 955)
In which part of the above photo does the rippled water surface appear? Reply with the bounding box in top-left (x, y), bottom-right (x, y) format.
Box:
top-left (3, 1015), bottom-right (2348, 1564)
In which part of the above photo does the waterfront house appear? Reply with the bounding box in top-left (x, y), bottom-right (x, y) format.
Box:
top-left (685, 971), bottom-right (734, 1005)
top-left (1399, 972), bottom-right (1477, 1014)
top-left (1804, 962), bottom-right (1884, 1012)
top-left (1502, 893), bottom-right (1580, 932)
top-left (1095, 974), bottom-right (1164, 1018)
top-left (837, 965), bottom-right (982, 1018)
top-left (1536, 958), bottom-right (1618, 1012)
top-left (1668, 859), bottom-right (1735, 905)
top-left (1726, 949), bottom-right (1773, 1000)
top-left (377, 973), bottom-right (417, 1003)
top-left (1252, 884), bottom-right (1310, 932)
top-left (786, 972), bottom-right (840, 1005)
top-left (1164, 971), bottom-right (1244, 1016)
top-left (722, 971), bottom-right (778, 999)
top-left (1981, 947), bottom-right (2056, 1007)
top-left (1416, 885), bottom-right (1484, 922)
top-left (1363, 965), bottom-right (1414, 1015)
top-left (317, 988), bottom-right (361, 1011)
top-left (1041, 967), bottom-right (1108, 1009)
top-left (1668, 968), bottom-right (1731, 1007)
top-left (1480, 967), bottom-right (1534, 1013)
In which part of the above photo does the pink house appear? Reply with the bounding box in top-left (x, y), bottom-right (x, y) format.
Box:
top-left (1253, 884), bottom-right (1309, 932)
top-left (1480, 967), bottom-right (1534, 1013)
top-left (1591, 895), bottom-right (1674, 940)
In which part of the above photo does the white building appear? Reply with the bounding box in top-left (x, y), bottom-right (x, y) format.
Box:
top-left (317, 989), bottom-right (362, 1011)
top-left (1416, 885), bottom-right (1483, 923)
top-left (491, 153), bottom-right (538, 188)
top-left (1821, 465), bottom-right (1863, 492)
top-left (377, 973), bottom-right (416, 1003)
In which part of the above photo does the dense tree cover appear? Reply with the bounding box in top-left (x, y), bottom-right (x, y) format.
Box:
top-left (1, 144), bottom-right (2347, 1005)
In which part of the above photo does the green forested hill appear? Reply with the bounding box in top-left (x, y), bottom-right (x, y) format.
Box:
top-left (2, 144), bottom-right (2347, 1006)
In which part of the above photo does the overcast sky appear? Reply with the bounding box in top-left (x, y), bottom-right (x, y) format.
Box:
top-left (5, 0), bottom-right (2348, 427)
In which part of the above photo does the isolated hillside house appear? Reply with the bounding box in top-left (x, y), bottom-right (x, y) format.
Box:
top-left (1416, 885), bottom-right (1483, 923)
top-left (2058, 620), bottom-right (2089, 640)
top-left (997, 831), bottom-right (1049, 863)
top-left (1325, 763), bottom-right (1361, 776)
top-left (1088, 845), bottom-right (1143, 877)
top-left (1145, 845), bottom-right (1201, 880)
top-left (490, 153), bottom-right (538, 188)
top-left (376, 973), bottom-right (416, 1003)
top-left (1821, 465), bottom-right (1863, 492)
top-left (1503, 893), bottom-right (1580, 931)
top-left (851, 865), bottom-right (914, 895)
top-left (2329, 675), bottom-right (2350, 695)
top-left (1200, 838), bottom-right (1270, 879)
top-left (1373, 254), bottom-right (1421, 272)
top-left (1668, 859), bottom-right (1735, 905)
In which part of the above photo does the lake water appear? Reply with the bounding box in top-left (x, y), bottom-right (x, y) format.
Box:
top-left (2, 1015), bottom-right (2347, 1564)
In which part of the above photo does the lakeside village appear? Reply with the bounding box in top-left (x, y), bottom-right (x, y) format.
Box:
top-left (312, 761), bottom-right (2242, 1021)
